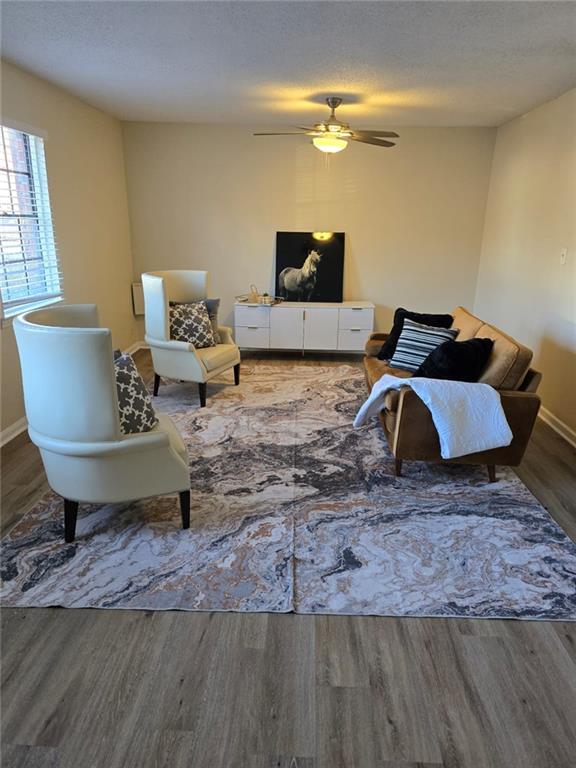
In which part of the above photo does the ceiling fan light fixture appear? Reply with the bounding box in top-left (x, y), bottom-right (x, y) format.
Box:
top-left (312, 136), bottom-right (348, 154)
top-left (312, 231), bottom-right (333, 241)
top-left (254, 96), bottom-right (398, 152)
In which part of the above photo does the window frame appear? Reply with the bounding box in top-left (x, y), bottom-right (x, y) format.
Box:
top-left (0, 124), bottom-right (63, 321)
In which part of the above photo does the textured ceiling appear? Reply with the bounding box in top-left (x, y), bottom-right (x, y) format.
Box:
top-left (2, 1), bottom-right (576, 127)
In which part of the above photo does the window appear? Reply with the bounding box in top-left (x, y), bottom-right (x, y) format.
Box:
top-left (0, 125), bottom-right (62, 318)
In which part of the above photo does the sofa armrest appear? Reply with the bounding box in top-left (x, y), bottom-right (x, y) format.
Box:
top-left (519, 368), bottom-right (542, 393)
top-left (365, 332), bottom-right (389, 358)
top-left (391, 388), bottom-right (541, 466)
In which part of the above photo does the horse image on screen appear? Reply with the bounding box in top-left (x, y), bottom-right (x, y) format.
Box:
top-left (275, 232), bottom-right (345, 303)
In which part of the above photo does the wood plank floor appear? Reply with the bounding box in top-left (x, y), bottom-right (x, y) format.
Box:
top-left (2, 351), bottom-right (576, 768)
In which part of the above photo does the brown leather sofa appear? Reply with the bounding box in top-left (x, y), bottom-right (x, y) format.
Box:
top-left (364, 306), bottom-right (542, 481)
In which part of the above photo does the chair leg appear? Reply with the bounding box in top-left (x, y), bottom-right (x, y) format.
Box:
top-left (234, 363), bottom-right (240, 386)
top-left (198, 382), bottom-right (207, 407)
top-left (394, 458), bottom-right (403, 477)
top-left (179, 490), bottom-right (190, 529)
top-left (64, 499), bottom-right (79, 543)
top-left (153, 373), bottom-right (161, 396)
top-left (487, 464), bottom-right (497, 483)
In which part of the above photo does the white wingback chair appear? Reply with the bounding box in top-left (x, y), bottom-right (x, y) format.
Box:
top-left (142, 270), bottom-right (241, 407)
top-left (13, 304), bottom-right (190, 543)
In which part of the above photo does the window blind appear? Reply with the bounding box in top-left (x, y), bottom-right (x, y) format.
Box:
top-left (0, 125), bottom-right (62, 317)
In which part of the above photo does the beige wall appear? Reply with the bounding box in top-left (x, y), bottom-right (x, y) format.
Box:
top-left (122, 123), bottom-right (495, 333)
top-left (1, 62), bottom-right (138, 432)
top-left (474, 89), bottom-right (576, 433)
top-left (6, 62), bottom-right (572, 437)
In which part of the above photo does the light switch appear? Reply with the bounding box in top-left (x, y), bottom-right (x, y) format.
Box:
top-left (560, 248), bottom-right (567, 265)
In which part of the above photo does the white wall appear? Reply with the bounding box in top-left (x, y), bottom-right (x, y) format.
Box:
top-left (474, 89), bottom-right (576, 434)
top-left (1, 62), bottom-right (138, 433)
top-left (122, 123), bottom-right (495, 332)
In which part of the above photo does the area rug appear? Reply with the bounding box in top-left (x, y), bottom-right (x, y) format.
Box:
top-left (2, 361), bottom-right (576, 620)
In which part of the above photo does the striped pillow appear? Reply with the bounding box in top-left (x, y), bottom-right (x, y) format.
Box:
top-left (389, 318), bottom-right (459, 372)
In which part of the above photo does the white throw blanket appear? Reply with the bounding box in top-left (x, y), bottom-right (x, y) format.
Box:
top-left (353, 374), bottom-right (513, 459)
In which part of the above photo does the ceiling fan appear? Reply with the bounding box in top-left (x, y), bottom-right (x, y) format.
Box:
top-left (254, 96), bottom-right (399, 154)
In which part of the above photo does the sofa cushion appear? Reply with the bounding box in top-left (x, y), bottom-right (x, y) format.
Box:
top-left (364, 356), bottom-right (413, 389)
top-left (377, 308), bottom-right (454, 360)
top-left (414, 337), bottom-right (494, 382)
top-left (452, 306), bottom-right (484, 341)
top-left (476, 324), bottom-right (533, 390)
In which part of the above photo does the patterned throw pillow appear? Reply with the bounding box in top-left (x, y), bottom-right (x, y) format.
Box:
top-left (170, 299), bottom-right (221, 344)
top-left (169, 301), bottom-right (215, 348)
top-left (378, 307), bottom-right (454, 360)
top-left (114, 353), bottom-right (158, 434)
top-left (389, 319), bottom-right (459, 372)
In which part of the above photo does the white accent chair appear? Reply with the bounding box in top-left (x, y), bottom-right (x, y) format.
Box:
top-left (13, 304), bottom-right (190, 543)
top-left (141, 270), bottom-right (241, 407)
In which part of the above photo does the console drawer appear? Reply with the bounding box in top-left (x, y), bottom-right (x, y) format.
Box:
top-left (235, 325), bottom-right (270, 349)
top-left (339, 307), bottom-right (373, 330)
top-left (338, 328), bottom-right (371, 351)
top-left (234, 305), bottom-right (270, 328)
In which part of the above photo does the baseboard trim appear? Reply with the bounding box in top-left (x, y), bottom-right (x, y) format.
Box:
top-left (125, 340), bottom-right (148, 355)
top-left (1, 341), bottom-right (149, 448)
top-left (539, 407), bottom-right (576, 449)
top-left (0, 416), bottom-right (28, 448)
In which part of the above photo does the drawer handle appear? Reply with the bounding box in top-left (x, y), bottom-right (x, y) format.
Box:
top-left (351, 307), bottom-right (363, 311)
top-left (248, 326), bottom-right (258, 330)
top-left (350, 328), bottom-right (361, 332)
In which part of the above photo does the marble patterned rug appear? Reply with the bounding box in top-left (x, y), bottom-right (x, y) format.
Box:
top-left (2, 361), bottom-right (576, 620)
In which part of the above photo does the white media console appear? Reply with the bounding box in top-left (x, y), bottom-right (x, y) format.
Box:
top-left (234, 301), bottom-right (375, 352)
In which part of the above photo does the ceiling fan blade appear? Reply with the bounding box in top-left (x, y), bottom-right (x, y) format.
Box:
top-left (349, 135), bottom-right (396, 148)
top-left (352, 129), bottom-right (399, 138)
top-left (253, 132), bottom-right (308, 136)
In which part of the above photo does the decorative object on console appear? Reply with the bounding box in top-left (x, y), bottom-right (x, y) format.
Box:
top-left (169, 301), bottom-right (215, 348)
top-left (113, 352), bottom-right (158, 434)
top-left (276, 231), bottom-right (344, 302)
top-left (415, 337), bottom-right (495, 382)
top-left (389, 318), bottom-right (459, 372)
top-left (378, 307), bottom-right (454, 360)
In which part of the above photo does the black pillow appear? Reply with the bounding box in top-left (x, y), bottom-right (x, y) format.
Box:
top-left (378, 308), bottom-right (454, 360)
top-left (414, 338), bottom-right (494, 383)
